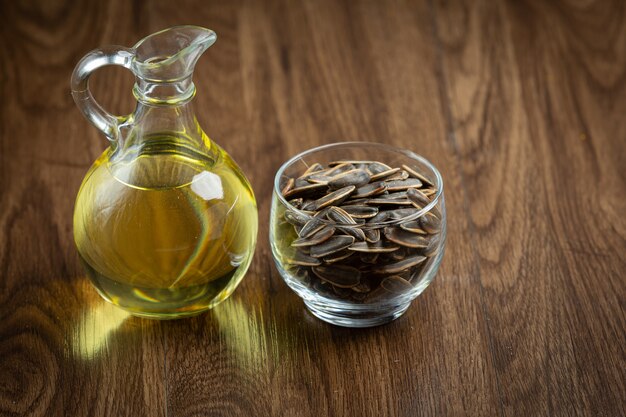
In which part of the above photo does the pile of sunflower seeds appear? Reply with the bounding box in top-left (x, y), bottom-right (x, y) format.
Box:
top-left (281, 160), bottom-right (443, 303)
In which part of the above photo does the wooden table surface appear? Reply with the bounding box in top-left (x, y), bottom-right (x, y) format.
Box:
top-left (1, 0), bottom-right (625, 416)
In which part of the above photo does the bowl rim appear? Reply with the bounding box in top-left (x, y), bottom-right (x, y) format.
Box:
top-left (273, 141), bottom-right (444, 227)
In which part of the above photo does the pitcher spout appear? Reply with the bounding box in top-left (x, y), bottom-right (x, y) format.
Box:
top-left (132, 25), bottom-right (216, 82)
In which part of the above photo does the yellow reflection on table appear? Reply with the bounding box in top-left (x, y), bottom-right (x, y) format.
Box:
top-left (72, 302), bottom-right (130, 360)
top-left (211, 297), bottom-right (273, 367)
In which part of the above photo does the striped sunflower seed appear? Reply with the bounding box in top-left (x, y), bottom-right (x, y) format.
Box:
top-left (401, 164), bottom-right (434, 187)
top-left (286, 251), bottom-right (322, 267)
top-left (299, 217), bottom-right (326, 238)
top-left (367, 161), bottom-right (393, 175)
top-left (370, 167), bottom-right (401, 181)
top-left (310, 235), bottom-right (355, 258)
top-left (366, 198), bottom-right (413, 206)
top-left (399, 220), bottom-right (427, 234)
top-left (371, 255), bottom-right (427, 274)
top-left (309, 185), bottom-right (356, 210)
top-left (384, 227), bottom-right (429, 248)
top-left (420, 212), bottom-right (441, 234)
top-left (327, 206), bottom-right (357, 224)
top-left (384, 178), bottom-right (423, 192)
top-left (340, 205), bottom-right (379, 219)
top-left (312, 265), bottom-right (361, 288)
top-left (407, 188), bottom-right (431, 207)
top-left (283, 182), bottom-right (327, 199)
top-left (328, 168), bottom-right (371, 189)
top-left (364, 228), bottom-right (381, 243)
top-left (285, 210), bottom-right (309, 227)
top-left (351, 181), bottom-right (387, 198)
top-left (302, 162), bottom-right (324, 176)
top-left (382, 170), bottom-right (409, 181)
top-left (322, 249), bottom-right (354, 264)
top-left (348, 240), bottom-right (400, 253)
top-left (292, 225), bottom-right (335, 247)
top-left (381, 276), bottom-right (413, 294)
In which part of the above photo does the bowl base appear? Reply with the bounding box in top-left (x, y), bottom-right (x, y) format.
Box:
top-left (303, 300), bottom-right (411, 328)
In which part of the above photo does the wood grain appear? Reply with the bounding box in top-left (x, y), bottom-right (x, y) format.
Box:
top-left (433, 0), bottom-right (626, 415)
top-left (0, 0), bottom-right (624, 416)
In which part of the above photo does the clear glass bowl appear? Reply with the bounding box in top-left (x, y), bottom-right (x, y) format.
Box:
top-left (270, 142), bottom-right (446, 327)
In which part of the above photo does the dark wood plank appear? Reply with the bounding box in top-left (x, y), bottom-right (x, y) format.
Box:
top-left (433, 0), bottom-right (626, 415)
top-left (0, 1), bottom-right (166, 416)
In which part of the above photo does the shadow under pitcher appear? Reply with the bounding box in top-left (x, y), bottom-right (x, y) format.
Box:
top-left (70, 26), bottom-right (258, 319)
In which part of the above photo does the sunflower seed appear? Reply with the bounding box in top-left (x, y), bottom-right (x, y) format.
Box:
top-left (327, 206), bottom-right (357, 224)
top-left (382, 170), bottom-right (410, 181)
top-left (313, 207), bottom-right (330, 218)
top-left (309, 185), bottom-right (356, 210)
top-left (366, 198), bottom-right (413, 206)
top-left (420, 212), bottom-right (441, 234)
top-left (337, 226), bottom-right (367, 241)
top-left (306, 173), bottom-right (332, 184)
top-left (384, 227), bottom-right (429, 248)
top-left (381, 276), bottom-right (413, 294)
top-left (328, 168), bottom-right (371, 189)
top-left (310, 235), bottom-right (355, 258)
top-left (300, 200), bottom-right (317, 211)
top-left (295, 178), bottom-right (310, 188)
top-left (286, 251), bottom-right (322, 266)
top-left (349, 240), bottom-right (400, 253)
top-left (344, 197), bottom-right (371, 205)
top-left (303, 162), bottom-right (324, 176)
top-left (370, 167), bottom-right (401, 181)
top-left (371, 255), bottom-right (427, 274)
top-left (283, 182), bottom-right (328, 199)
top-left (352, 181), bottom-right (387, 198)
top-left (385, 178), bottom-right (423, 191)
top-left (299, 217), bottom-right (326, 238)
top-left (399, 220), bottom-right (427, 234)
top-left (341, 205), bottom-right (379, 219)
top-left (364, 228), bottom-right (381, 243)
top-left (364, 286), bottom-right (388, 302)
top-left (285, 210), bottom-right (309, 226)
top-left (387, 207), bottom-right (419, 220)
top-left (384, 191), bottom-right (409, 200)
top-left (367, 210), bottom-right (390, 224)
top-left (401, 164), bottom-right (434, 187)
top-left (322, 249), bottom-right (354, 264)
top-left (368, 161), bottom-right (393, 175)
top-left (288, 198), bottom-right (304, 209)
top-left (325, 163), bottom-right (355, 177)
top-left (329, 160), bottom-right (377, 166)
top-left (421, 188), bottom-right (437, 197)
top-left (292, 225), bottom-right (336, 247)
top-left (423, 234), bottom-right (441, 257)
top-left (281, 178), bottom-right (295, 195)
top-left (407, 188), bottom-right (431, 207)
top-left (355, 163), bottom-right (371, 172)
top-left (312, 265), bottom-right (361, 288)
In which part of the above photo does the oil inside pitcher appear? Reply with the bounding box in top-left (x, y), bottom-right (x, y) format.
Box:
top-left (71, 26), bottom-right (257, 319)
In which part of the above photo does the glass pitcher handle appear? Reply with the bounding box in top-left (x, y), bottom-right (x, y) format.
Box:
top-left (71, 46), bottom-right (135, 141)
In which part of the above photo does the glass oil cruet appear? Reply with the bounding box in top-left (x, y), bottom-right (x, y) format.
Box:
top-left (70, 26), bottom-right (258, 319)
